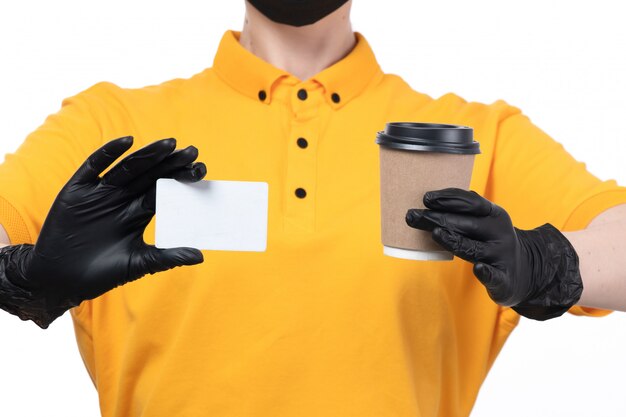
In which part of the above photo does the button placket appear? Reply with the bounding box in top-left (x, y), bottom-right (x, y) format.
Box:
top-left (284, 83), bottom-right (321, 233)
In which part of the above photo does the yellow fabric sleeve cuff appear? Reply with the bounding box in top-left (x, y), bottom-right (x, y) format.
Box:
top-left (0, 195), bottom-right (33, 245)
top-left (562, 188), bottom-right (626, 317)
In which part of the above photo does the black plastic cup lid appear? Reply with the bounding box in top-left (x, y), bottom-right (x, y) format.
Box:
top-left (376, 122), bottom-right (480, 154)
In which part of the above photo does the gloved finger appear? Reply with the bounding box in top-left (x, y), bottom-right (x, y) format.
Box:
top-left (411, 209), bottom-right (495, 240)
top-left (431, 227), bottom-right (487, 263)
top-left (126, 145), bottom-right (203, 195)
top-left (405, 208), bottom-right (437, 232)
top-left (101, 138), bottom-right (177, 187)
top-left (423, 188), bottom-right (493, 216)
top-left (70, 136), bottom-right (134, 184)
top-left (127, 246), bottom-right (204, 283)
top-left (473, 263), bottom-right (516, 306)
top-left (171, 162), bottom-right (207, 183)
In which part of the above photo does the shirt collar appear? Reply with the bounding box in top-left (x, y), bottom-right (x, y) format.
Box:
top-left (212, 30), bottom-right (382, 109)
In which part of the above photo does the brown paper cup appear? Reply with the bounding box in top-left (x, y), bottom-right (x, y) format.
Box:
top-left (376, 122), bottom-right (480, 261)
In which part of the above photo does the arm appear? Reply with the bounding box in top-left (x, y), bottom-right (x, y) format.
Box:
top-left (0, 224), bottom-right (9, 248)
top-left (564, 203), bottom-right (626, 311)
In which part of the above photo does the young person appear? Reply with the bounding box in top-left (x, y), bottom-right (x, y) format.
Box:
top-left (2, 1), bottom-right (626, 416)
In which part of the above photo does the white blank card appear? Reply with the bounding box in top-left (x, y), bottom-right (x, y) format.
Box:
top-left (155, 179), bottom-right (268, 251)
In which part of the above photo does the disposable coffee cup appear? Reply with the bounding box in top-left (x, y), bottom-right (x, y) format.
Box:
top-left (376, 122), bottom-right (480, 261)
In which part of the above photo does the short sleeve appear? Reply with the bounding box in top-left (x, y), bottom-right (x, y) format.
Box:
top-left (0, 84), bottom-right (115, 245)
top-left (486, 111), bottom-right (626, 317)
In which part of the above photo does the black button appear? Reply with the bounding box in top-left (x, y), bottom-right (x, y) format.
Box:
top-left (297, 89), bottom-right (308, 101)
top-left (297, 137), bottom-right (308, 149)
top-left (331, 92), bottom-right (341, 103)
top-left (295, 188), bottom-right (307, 198)
top-left (258, 90), bottom-right (267, 101)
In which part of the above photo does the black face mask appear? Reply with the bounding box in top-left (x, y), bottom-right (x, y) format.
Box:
top-left (248, 0), bottom-right (349, 27)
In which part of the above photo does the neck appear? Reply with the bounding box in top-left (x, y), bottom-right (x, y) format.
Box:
top-left (239, 1), bottom-right (356, 81)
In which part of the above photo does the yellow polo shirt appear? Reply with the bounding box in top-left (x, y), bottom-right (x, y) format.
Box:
top-left (1, 30), bottom-right (626, 417)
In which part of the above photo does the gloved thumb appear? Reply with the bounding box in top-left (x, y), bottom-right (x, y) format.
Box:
top-left (473, 262), bottom-right (516, 306)
top-left (473, 262), bottom-right (495, 286)
top-left (129, 246), bottom-right (204, 281)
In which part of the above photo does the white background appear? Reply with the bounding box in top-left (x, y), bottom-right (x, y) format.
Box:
top-left (1, 1), bottom-right (625, 416)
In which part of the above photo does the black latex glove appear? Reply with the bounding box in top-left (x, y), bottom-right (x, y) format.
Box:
top-left (0, 136), bottom-right (207, 328)
top-left (405, 188), bottom-right (583, 321)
